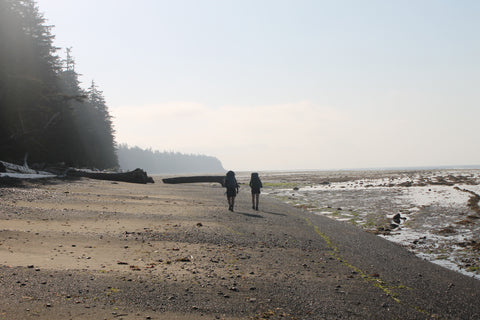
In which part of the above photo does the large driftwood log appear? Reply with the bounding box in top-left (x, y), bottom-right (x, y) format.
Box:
top-left (66, 168), bottom-right (154, 184)
top-left (0, 160), bottom-right (154, 184)
top-left (0, 160), bottom-right (39, 174)
top-left (162, 176), bottom-right (225, 186)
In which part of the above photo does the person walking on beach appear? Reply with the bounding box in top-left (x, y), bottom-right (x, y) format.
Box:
top-left (225, 170), bottom-right (239, 211)
top-left (249, 172), bottom-right (263, 210)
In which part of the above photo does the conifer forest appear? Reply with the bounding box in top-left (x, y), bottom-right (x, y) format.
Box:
top-left (0, 0), bottom-right (118, 169)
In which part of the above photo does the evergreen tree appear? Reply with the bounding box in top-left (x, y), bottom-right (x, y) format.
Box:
top-left (56, 47), bottom-right (89, 166)
top-left (57, 50), bottom-right (118, 169)
top-left (0, 0), bottom-right (118, 169)
top-left (0, 0), bottom-right (62, 163)
top-left (86, 80), bottom-right (118, 169)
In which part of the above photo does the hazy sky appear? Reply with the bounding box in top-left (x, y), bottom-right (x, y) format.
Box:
top-left (36, 0), bottom-right (479, 171)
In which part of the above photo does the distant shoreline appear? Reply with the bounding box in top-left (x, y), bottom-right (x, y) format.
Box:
top-left (234, 165), bottom-right (480, 174)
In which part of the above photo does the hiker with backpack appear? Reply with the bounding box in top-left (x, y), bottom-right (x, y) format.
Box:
top-left (249, 172), bottom-right (263, 210)
top-left (225, 170), bottom-right (239, 211)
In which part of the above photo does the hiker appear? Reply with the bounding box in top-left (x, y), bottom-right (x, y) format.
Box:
top-left (225, 170), bottom-right (239, 211)
top-left (249, 172), bottom-right (263, 210)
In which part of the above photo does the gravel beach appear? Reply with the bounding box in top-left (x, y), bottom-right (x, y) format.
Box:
top-left (1, 176), bottom-right (480, 319)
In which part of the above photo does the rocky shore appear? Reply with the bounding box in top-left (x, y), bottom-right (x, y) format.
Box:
top-left (1, 176), bottom-right (480, 319)
top-left (260, 169), bottom-right (480, 278)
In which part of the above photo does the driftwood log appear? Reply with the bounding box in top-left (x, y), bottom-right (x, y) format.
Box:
top-left (0, 160), bottom-right (39, 174)
top-left (66, 168), bottom-right (154, 184)
top-left (162, 176), bottom-right (225, 186)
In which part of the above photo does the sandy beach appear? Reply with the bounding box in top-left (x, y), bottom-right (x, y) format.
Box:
top-left (1, 175), bottom-right (480, 319)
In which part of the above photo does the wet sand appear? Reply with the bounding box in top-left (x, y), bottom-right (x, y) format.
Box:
top-left (1, 176), bottom-right (480, 319)
top-left (258, 169), bottom-right (480, 278)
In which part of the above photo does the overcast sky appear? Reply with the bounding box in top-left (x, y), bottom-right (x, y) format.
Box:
top-left (36, 0), bottom-right (479, 171)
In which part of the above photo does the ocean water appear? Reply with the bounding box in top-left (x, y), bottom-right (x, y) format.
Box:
top-left (240, 169), bottom-right (480, 280)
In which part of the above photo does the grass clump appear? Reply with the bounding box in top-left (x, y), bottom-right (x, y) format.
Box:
top-left (263, 182), bottom-right (304, 189)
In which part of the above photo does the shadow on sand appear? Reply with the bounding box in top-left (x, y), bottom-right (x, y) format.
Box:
top-left (261, 210), bottom-right (287, 217)
top-left (233, 211), bottom-right (264, 218)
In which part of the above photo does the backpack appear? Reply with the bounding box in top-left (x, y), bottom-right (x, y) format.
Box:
top-left (225, 171), bottom-right (237, 188)
top-left (250, 172), bottom-right (262, 188)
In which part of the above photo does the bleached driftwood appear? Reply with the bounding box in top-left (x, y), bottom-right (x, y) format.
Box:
top-left (0, 161), bottom-right (154, 184)
top-left (0, 160), bottom-right (39, 174)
